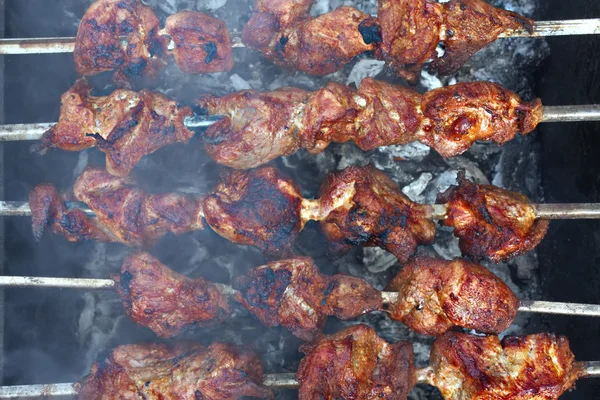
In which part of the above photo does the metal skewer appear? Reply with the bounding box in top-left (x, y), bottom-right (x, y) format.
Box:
top-left (1, 362), bottom-right (598, 398)
top-left (1, 18), bottom-right (599, 55)
top-left (2, 201), bottom-right (600, 221)
top-left (3, 276), bottom-right (600, 317)
top-left (1, 104), bottom-right (599, 143)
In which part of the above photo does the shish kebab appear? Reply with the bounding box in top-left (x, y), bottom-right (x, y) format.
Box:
top-left (1, 78), bottom-right (600, 175)
top-left (10, 165), bottom-right (600, 263)
top-left (2, 0), bottom-right (600, 83)
top-left (5, 252), bottom-right (600, 341)
top-left (2, 325), bottom-right (600, 399)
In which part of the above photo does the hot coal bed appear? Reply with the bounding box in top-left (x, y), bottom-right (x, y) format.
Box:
top-left (1, 0), bottom-right (599, 399)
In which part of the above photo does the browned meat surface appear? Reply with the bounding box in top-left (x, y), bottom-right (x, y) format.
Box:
top-left (35, 79), bottom-right (195, 177)
top-left (377, 0), bottom-right (533, 81)
top-left (387, 256), bottom-right (519, 335)
top-left (29, 184), bottom-right (115, 243)
top-left (74, 0), bottom-right (167, 82)
top-left (243, 0), bottom-right (375, 75)
top-left (203, 167), bottom-right (304, 257)
top-left (232, 257), bottom-right (382, 340)
top-left (76, 342), bottom-right (273, 399)
top-left (244, 0), bottom-right (531, 80)
top-left (197, 78), bottom-right (541, 169)
top-left (30, 168), bottom-right (205, 247)
top-left (437, 171), bottom-right (549, 262)
top-left (376, 0), bottom-right (443, 82)
top-left (163, 11), bottom-right (234, 74)
top-left (297, 324), bottom-right (416, 399)
top-left (418, 81), bottom-right (543, 158)
top-left (430, 0), bottom-right (534, 75)
top-left (114, 252), bottom-right (230, 338)
top-left (318, 165), bottom-right (436, 262)
top-left (430, 332), bottom-right (583, 399)
top-left (198, 88), bottom-right (308, 169)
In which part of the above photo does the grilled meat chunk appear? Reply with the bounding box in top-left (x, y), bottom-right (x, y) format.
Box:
top-left (376, 0), bottom-right (533, 81)
top-left (198, 88), bottom-right (308, 169)
top-left (430, 0), bottom-right (534, 75)
top-left (36, 79), bottom-right (195, 177)
top-left (30, 168), bottom-right (205, 247)
top-left (163, 11), bottom-right (234, 74)
top-left (318, 165), bottom-right (436, 262)
top-left (387, 257), bottom-right (519, 335)
top-left (232, 257), bottom-right (382, 340)
top-left (29, 184), bottom-right (115, 243)
top-left (438, 171), bottom-right (549, 262)
top-left (296, 324), bottom-right (416, 399)
top-left (376, 0), bottom-right (443, 82)
top-left (243, 0), bottom-right (375, 75)
top-left (418, 81), bottom-right (543, 158)
top-left (430, 332), bottom-right (583, 399)
top-left (74, 0), bottom-right (167, 81)
top-left (76, 342), bottom-right (273, 399)
top-left (197, 78), bottom-right (541, 169)
top-left (114, 252), bottom-right (230, 338)
top-left (203, 167), bottom-right (304, 257)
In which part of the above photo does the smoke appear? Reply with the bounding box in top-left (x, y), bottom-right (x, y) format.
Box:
top-left (3, 0), bottom-right (547, 398)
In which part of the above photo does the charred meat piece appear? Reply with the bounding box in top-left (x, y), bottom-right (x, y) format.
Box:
top-left (243, 0), bottom-right (375, 75)
top-left (437, 171), bottom-right (549, 262)
top-left (376, 0), bottom-right (533, 81)
top-left (318, 165), bottom-right (436, 262)
top-left (36, 79), bottom-right (195, 177)
top-left (76, 342), bottom-right (273, 399)
top-left (430, 0), bottom-right (534, 75)
top-left (197, 88), bottom-right (308, 169)
top-left (376, 0), bottom-right (443, 83)
top-left (163, 11), bottom-right (234, 74)
top-left (296, 324), bottom-right (416, 400)
top-left (387, 256), bottom-right (519, 335)
top-left (203, 167), bottom-right (304, 257)
top-left (197, 78), bottom-right (540, 168)
top-left (29, 184), bottom-right (116, 243)
top-left (30, 168), bottom-right (205, 247)
top-left (419, 81), bottom-right (543, 158)
top-left (430, 332), bottom-right (582, 399)
top-left (74, 0), bottom-right (167, 81)
top-left (114, 252), bottom-right (230, 338)
top-left (232, 257), bottom-right (382, 340)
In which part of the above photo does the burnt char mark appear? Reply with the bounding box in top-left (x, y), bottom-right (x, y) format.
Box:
top-left (59, 212), bottom-right (86, 235)
top-left (358, 20), bottom-right (382, 45)
top-left (88, 102), bottom-right (143, 148)
top-left (479, 205), bottom-right (494, 225)
top-left (119, 271), bottom-right (134, 296)
top-left (123, 59), bottom-right (148, 77)
top-left (275, 36), bottom-right (289, 54)
top-left (203, 42), bottom-right (217, 64)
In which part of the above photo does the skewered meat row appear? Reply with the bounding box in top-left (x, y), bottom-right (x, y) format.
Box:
top-left (244, 0), bottom-right (533, 81)
top-left (75, 0), bottom-right (233, 83)
top-left (29, 165), bottom-right (546, 263)
top-left (75, 0), bottom-right (532, 82)
top-left (298, 324), bottom-right (582, 400)
top-left (75, 324), bottom-right (585, 399)
top-left (112, 252), bottom-right (516, 340)
top-left (199, 77), bottom-right (542, 168)
top-left (38, 78), bottom-right (542, 174)
top-left (76, 341), bottom-right (273, 400)
top-left (34, 79), bottom-right (196, 177)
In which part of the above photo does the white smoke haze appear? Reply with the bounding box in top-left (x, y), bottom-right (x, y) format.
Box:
top-left (2, 0), bottom-right (548, 398)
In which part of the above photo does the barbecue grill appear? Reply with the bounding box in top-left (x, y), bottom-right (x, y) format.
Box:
top-left (0, 0), bottom-right (600, 399)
